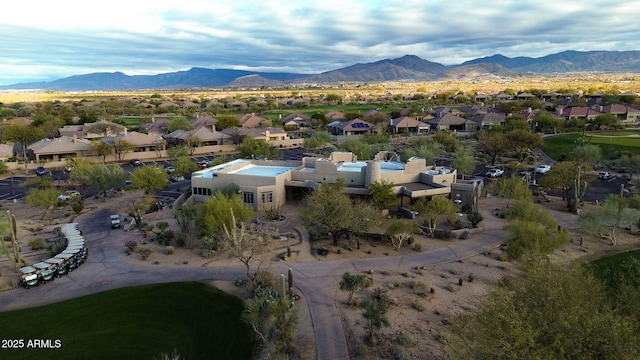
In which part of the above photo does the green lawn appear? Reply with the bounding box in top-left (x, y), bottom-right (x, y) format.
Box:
top-left (588, 249), bottom-right (640, 291)
top-left (542, 130), bottom-right (640, 160)
top-left (0, 282), bottom-right (255, 360)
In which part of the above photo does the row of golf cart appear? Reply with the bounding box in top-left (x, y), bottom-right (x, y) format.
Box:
top-left (19, 223), bottom-right (88, 289)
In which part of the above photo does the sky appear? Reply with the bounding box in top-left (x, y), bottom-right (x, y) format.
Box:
top-left (1, 0), bottom-right (640, 85)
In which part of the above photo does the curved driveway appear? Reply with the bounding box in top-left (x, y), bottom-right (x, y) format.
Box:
top-left (0, 199), bottom-right (514, 360)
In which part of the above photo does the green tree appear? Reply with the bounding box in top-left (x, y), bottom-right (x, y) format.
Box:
top-left (24, 188), bottom-right (60, 219)
top-left (339, 272), bottom-right (373, 305)
top-left (476, 130), bottom-right (510, 166)
top-left (413, 197), bottom-right (455, 237)
top-left (486, 176), bottom-right (532, 202)
top-left (215, 115), bottom-right (240, 130)
top-left (367, 180), bottom-right (396, 210)
top-left (618, 154), bottom-right (640, 178)
top-left (450, 263), bottom-right (640, 359)
top-left (579, 194), bottom-right (638, 246)
top-left (130, 166), bottom-right (168, 194)
top-left (451, 146), bottom-right (475, 176)
top-left (540, 161), bottom-right (587, 213)
top-left (127, 195), bottom-right (156, 229)
top-left (166, 145), bottom-right (189, 161)
top-left (339, 139), bottom-right (371, 160)
top-left (2, 124), bottom-right (45, 174)
top-left (591, 113), bottom-right (620, 130)
top-left (89, 140), bottom-right (113, 164)
top-left (166, 118), bottom-right (193, 132)
top-left (185, 134), bottom-right (202, 155)
top-left (361, 294), bottom-right (389, 345)
top-left (571, 144), bottom-right (602, 166)
top-left (534, 111), bottom-right (563, 133)
top-left (506, 129), bottom-right (542, 161)
top-left (195, 191), bottom-right (254, 234)
top-left (92, 164), bottom-right (127, 198)
top-left (173, 155), bottom-right (199, 177)
top-left (303, 131), bottom-right (332, 153)
top-left (299, 180), bottom-right (367, 245)
top-left (385, 220), bottom-right (413, 250)
top-left (173, 205), bottom-right (196, 236)
top-left (236, 137), bottom-right (281, 160)
top-left (113, 139), bottom-right (133, 161)
top-left (434, 132), bottom-right (459, 152)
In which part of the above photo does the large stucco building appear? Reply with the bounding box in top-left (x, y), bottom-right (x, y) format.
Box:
top-left (191, 151), bottom-right (483, 211)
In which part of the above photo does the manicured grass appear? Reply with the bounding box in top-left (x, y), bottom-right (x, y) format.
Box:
top-left (542, 130), bottom-right (640, 160)
top-left (588, 249), bottom-right (640, 289)
top-left (0, 282), bottom-right (255, 360)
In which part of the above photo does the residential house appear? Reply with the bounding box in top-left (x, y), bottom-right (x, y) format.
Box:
top-left (325, 111), bottom-right (345, 121)
top-left (165, 126), bottom-right (233, 147)
top-left (239, 113), bottom-right (271, 128)
top-left (27, 136), bottom-right (92, 162)
top-left (493, 93), bottom-right (513, 101)
top-left (281, 113), bottom-right (312, 129)
top-left (388, 116), bottom-right (431, 134)
top-left (139, 118), bottom-right (170, 137)
top-left (190, 114), bottom-right (217, 130)
top-left (470, 113), bottom-right (506, 129)
top-left (427, 113), bottom-right (476, 132)
top-left (558, 107), bottom-right (601, 122)
top-left (0, 143), bottom-right (16, 162)
top-left (327, 119), bottom-right (376, 136)
top-left (514, 92), bottom-right (536, 101)
top-left (103, 130), bottom-right (165, 160)
top-left (221, 127), bottom-right (289, 144)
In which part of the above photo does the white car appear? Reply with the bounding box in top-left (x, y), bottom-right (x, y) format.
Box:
top-left (535, 164), bottom-right (551, 174)
top-left (485, 168), bottom-right (504, 178)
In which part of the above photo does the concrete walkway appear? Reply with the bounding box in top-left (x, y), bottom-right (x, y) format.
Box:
top-left (0, 195), bottom-right (576, 359)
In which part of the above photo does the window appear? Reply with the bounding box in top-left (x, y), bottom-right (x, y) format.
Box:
top-left (261, 192), bottom-right (273, 204)
top-left (193, 187), bottom-right (212, 196)
top-left (243, 192), bottom-right (254, 204)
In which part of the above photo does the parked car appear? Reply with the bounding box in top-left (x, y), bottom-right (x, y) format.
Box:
top-left (170, 175), bottom-right (185, 182)
top-left (130, 158), bottom-right (143, 166)
top-left (164, 166), bottom-right (175, 174)
top-left (598, 171), bottom-right (613, 180)
top-left (198, 160), bottom-right (211, 169)
top-left (36, 166), bottom-right (46, 175)
top-left (485, 168), bottom-right (504, 178)
top-left (535, 164), bottom-right (551, 174)
top-left (58, 190), bottom-right (82, 203)
top-left (64, 164), bottom-right (74, 172)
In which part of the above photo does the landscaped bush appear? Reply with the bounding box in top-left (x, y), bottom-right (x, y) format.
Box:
top-left (412, 301), bottom-right (426, 312)
top-left (72, 203), bottom-right (84, 213)
top-left (125, 240), bottom-right (138, 252)
top-left (409, 281), bottom-right (429, 296)
top-left (28, 238), bottom-right (44, 250)
top-left (165, 246), bottom-right (174, 255)
top-left (138, 248), bottom-right (152, 260)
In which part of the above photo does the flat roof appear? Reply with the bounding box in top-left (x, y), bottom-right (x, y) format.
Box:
top-left (336, 161), bottom-right (405, 173)
top-left (228, 164), bottom-right (297, 177)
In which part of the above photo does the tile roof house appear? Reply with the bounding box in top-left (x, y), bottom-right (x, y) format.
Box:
top-left (165, 126), bottom-right (233, 147)
top-left (327, 118), bottom-right (376, 136)
top-left (470, 113), bottom-right (506, 129)
top-left (239, 113), bottom-right (272, 128)
top-left (388, 116), bottom-right (431, 134)
top-left (221, 127), bottom-right (289, 144)
top-left (138, 118), bottom-right (170, 136)
top-left (427, 113), bottom-right (477, 132)
top-left (325, 111), bottom-right (345, 121)
top-left (190, 114), bottom-right (217, 130)
top-left (281, 113), bottom-right (311, 128)
top-left (493, 93), bottom-right (513, 101)
top-left (599, 104), bottom-right (640, 123)
top-left (103, 130), bottom-right (166, 160)
top-left (0, 143), bottom-right (16, 161)
top-left (27, 135), bottom-right (92, 162)
top-left (558, 107), bottom-right (601, 121)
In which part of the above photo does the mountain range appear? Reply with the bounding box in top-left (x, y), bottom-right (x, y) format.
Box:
top-left (3, 50), bottom-right (639, 91)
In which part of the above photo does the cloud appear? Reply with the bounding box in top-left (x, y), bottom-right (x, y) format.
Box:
top-left (1, 0), bottom-right (639, 84)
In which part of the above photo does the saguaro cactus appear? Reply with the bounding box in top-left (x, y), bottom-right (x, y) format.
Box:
top-left (288, 268), bottom-right (294, 299)
top-left (280, 274), bottom-right (286, 301)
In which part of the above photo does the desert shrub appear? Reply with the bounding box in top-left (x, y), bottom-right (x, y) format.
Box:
top-left (28, 238), bottom-right (44, 250)
top-left (445, 284), bottom-right (459, 293)
top-left (174, 233), bottom-right (186, 247)
top-left (125, 240), bottom-right (138, 252)
top-left (468, 273), bottom-right (476, 282)
top-left (165, 246), bottom-right (174, 255)
top-left (252, 270), bottom-right (275, 291)
top-left (72, 203), bottom-right (84, 214)
top-left (467, 211), bottom-right (483, 227)
top-left (413, 243), bottom-right (422, 252)
top-left (138, 248), bottom-right (152, 260)
top-left (412, 301), bottom-right (426, 312)
top-left (396, 333), bottom-right (415, 345)
top-left (409, 281), bottom-right (429, 296)
top-left (47, 240), bottom-right (66, 256)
